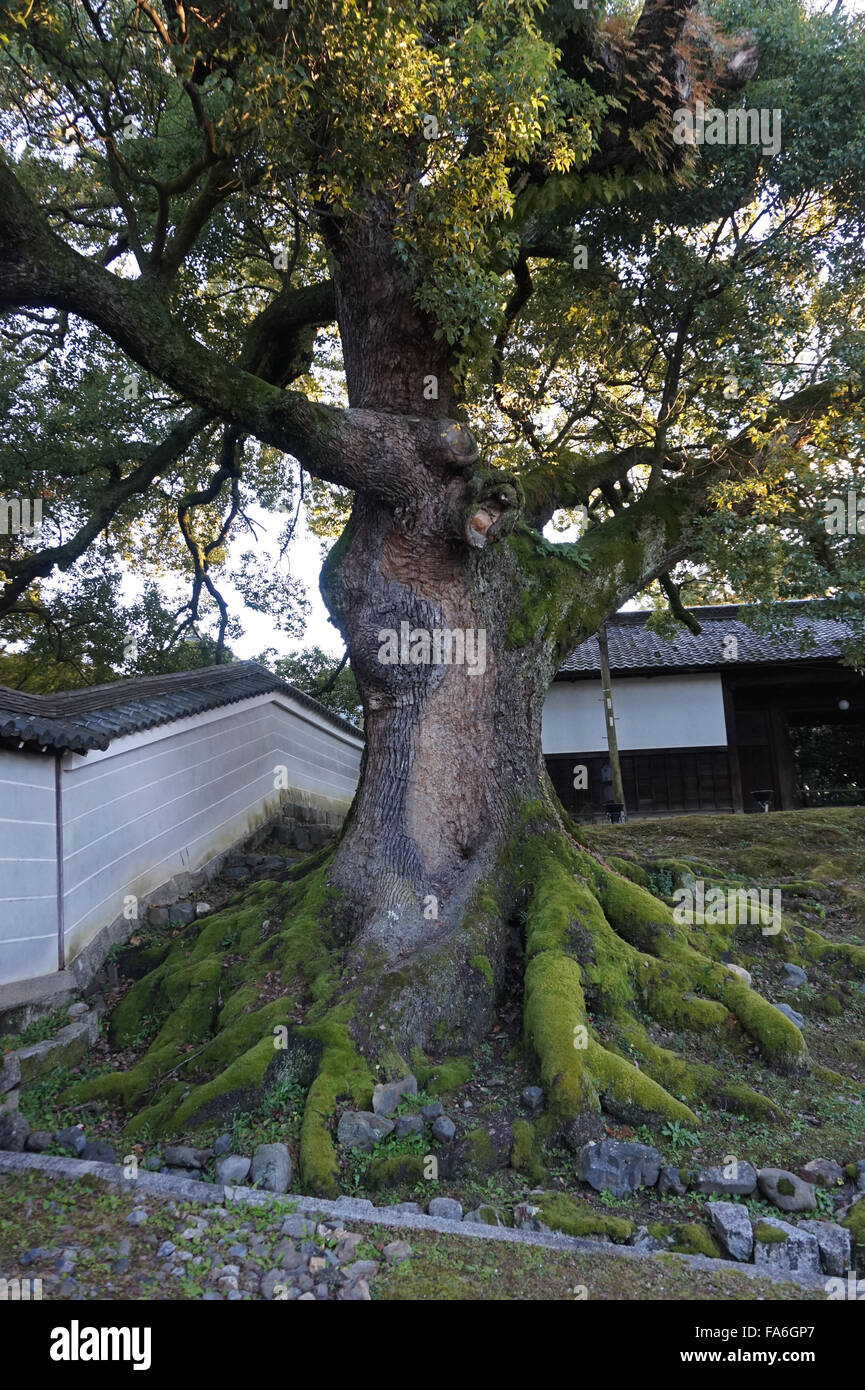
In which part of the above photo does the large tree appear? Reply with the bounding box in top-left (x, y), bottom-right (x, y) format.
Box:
top-left (2, 0), bottom-right (865, 1187)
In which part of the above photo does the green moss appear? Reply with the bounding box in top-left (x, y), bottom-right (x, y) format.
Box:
top-left (536, 1193), bottom-right (633, 1243)
top-left (410, 1052), bottom-right (472, 1094)
top-left (300, 1005), bottom-right (374, 1198)
top-left (607, 856), bottom-right (650, 888)
top-left (469, 954), bottom-right (494, 988)
top-left (510, 1118), bottom-right (545, 1181)
top-left (668, 1223), bottom-right (722, 1259)
top-left (777, 1177), bottom-right (795, 1196)
top-left (754, 1222), bottom-right (789, 1245)
top-left (367, 1153), bottom-right (427, 1190)
top-left (462, 1126), bottom-right (497, 1172)
top-left (841, 1198), bottom-right (865, 1258)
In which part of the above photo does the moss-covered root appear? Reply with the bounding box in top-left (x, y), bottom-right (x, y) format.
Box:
top-left (520, 845), bottom-right (698, 1129)
top-left (589, 859), bottom-right (808, 1074)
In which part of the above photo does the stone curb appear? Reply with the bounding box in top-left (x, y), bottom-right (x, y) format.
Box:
top-left (0, 1152), bottom-right (828, 1292)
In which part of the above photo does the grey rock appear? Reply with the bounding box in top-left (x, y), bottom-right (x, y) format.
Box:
top-left (520, 1085), bottom-right (544, 1113)
top-left (757, 1167), bottom-right (817, 1213)
top-left (163, 1144), bottom-right (207, 1170)
top-left (0, 1053), bottom-right (21, 1094)
top-left (0, 1110), bottom-right (30, 1150)
top-left (394, 1115), bottom-right (424, 1139)
top-left (281, 1215), bottom-right (317, 1239)
top-left (782, 962), bottom-right (808, 987)
top-left (753, 1218), bottom-right (822, 1278)
top-left (336, 1110), bottom-right (395, 1151)
top-left (54, 1125), bottom-right (86, 1156)
top-left (81, 1140), bottom-right (118, 1163)
top-left (797, 1220), bottom-right (853, 1277)
top-left (629, 1226), bottom-right (666, 1253)
top-left (142, 1155), bottom-right (164, 1171)
top-left (274, 1241), bottom-right (305, 1272)
top-left (195, 903), bottom-right (213, 918)
top-left (334, 1234), bottom-right (363, 1263)
top-left (581, 1139), bottom-right (663, 1197)
top-left (213, 1133), bottom-right (232, 1157)
top-left (421, 1103), bottom-right (443, 1120)
top-left (251, 1142), bottom-right (292, 1193)
top-left (695, 1161), bottom-right (757, 1197)
top-left (157, 1241), bottom-right (176, 1259)
top-left (342, 1259), bottom-right (378, 1281)
top-left (25, 1130), bottom-right (55, 1153)
top-left (126, 1208), bottom-right (148, 1225)
top-left (261, 1268), bottom-right (288, 1300)
top-left (707, 1202), bottom-right (754, 1261)
top-left (216, 1155), bottom-right (251, 1185)
top-left (428, 1197), bottom-right (463, 1221)
top-left (167, 902), bottom-right (196, 925)
top-left (797, 1159), bottom-right (845, 1189)
top-left (371, 1074), bottom-right (418, 1116)
top-left (855, 1160), bottom-right (865, 1192)
top-left (463, 1206), bottom-right (508, 1227)
top-left (338, 1278), bottom-right (371, 1300)
top-left (776, 1002), bottom-right (805, 1030)
top-left (658, 1165), bottom-right (687, 1197)
top-left (383, 1240), bottom-right (413, 1264)
top-left (381, 1202), bottom-right (423, 1216)
top-left (432, 1116), bottom-right (456, 1143)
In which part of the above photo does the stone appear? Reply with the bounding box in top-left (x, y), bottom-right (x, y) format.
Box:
top-left (695, 1161), bottom-right (757, 1197)
top-left (432, 1115), bottom-right (456, 1143)
top-left (463, 1206), bottom-right (508, 1227)
top-left (0, 1090), bottom-right (19, 1115)
top-left (334, 1234), bottom-right (363, 1263)
top-left (67, 1002), bottom-right (88, 1019)
top-left (707, 1202), bottom-right (754, 1261)
top-left (753, 1218), bottom-right (821, 1278)
top-left (0, 1110), bottom-right (29, 1150)
top-left (251, 1142), bottom-right (291, 1193)
top-left (371, 1075), bottom-right (418, 1116)
top-left (782, 962), bottom-right (808, 987)
top-left (394, 1115), bottom-right (424, 1139)
top-left (0, 1053), bottom-right (21, 1094)
top-left (658, 1165), bottom-right (687, 1197)
top-left (260, 1268), bottom-right (288, 1300)
top-left (338, 1278), bottom-right (371, 1300)
top-left (381, 1202), bottom-right (423, 1216)
top-left (281, 1215), bottom-right (317, 1239)
top-left (216, 1154), bottom-right (251, 1185)
top-left (196, 903), bottom-right (213, 918)
top-left (428, 1197), bottom-right (463, 1221)
top-left (521, 1085), bottom-right (544, 1113)
top-left (581, 1139), bottom-right (663, 1197)
top-left (797, 1159), bottom-right (844, 1189)
top-left (757, 1168), bottom-right (817, 1213)
top-left (421, 1102), bottom-right (443, 1120)
top-left (336, 1110), bottom-right (395, 1151)
top-left (776, 1002), bottom-right (805, 1030)
top-left (143, 1155), bottom-right (164, 1171)
top-left (724, 963), bottom-right (752, 986)
top-left (383, 1240), bottom-right (413, 1264)
top-left (213, 1133), bottom-right (232, 1157)
top-left (855, 1160), bottom-right (865, 1192)
top-left (25, 1130), bottom-right (55, 1153)
top-left (163, 1145), bottom-right (207, 1170)
top-left (54, 1125), bottom-right (86, 1156)
top-left (126, 1208), bottom-right (148, 1225)
top-left (342, 1259), bottom-right (379, 1281)
top-left (797, 1220), bottom-right (853, 1277)
top-left (157, 1241), bottom-right (176, 1259)
top-left (167, 902), bottom-right (196, 925)
top-left (80, 1140), bottom-right (118, 1163)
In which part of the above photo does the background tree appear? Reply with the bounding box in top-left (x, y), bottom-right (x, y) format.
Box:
top-left (1, 0), bottom-right (864, 1188)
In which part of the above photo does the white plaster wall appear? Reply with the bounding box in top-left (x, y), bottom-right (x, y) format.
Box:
top-left (61, 693), bottom-right (362, 965)
top-left (542, 673), bottom-right (728, 754)
top-left (0, 749), bottom-right (58, 983)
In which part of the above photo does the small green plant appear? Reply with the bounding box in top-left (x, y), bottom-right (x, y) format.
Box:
top-left (661, 1120), bottom-right (700, 1155)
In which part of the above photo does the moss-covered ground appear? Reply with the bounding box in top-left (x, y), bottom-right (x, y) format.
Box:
top-left (0, 1171), bottom-right (826, 1301)
top-left (8, 809), bottom-right (863, 1253)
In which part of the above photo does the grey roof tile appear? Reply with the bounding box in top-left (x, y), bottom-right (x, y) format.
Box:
top-left (558, 603), bottom-right (861, 677)
top-left (0, 662), bottom-right (360, 755)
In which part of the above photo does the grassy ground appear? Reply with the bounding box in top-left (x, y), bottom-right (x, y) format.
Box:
top-left (7, 809), bottom-right (865, 1262)
top-left (0, 1171), bottom-right (825, 1301)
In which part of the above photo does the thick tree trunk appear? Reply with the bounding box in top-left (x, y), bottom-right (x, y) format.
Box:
top-left (322, 486), bottom-right (560, 1056)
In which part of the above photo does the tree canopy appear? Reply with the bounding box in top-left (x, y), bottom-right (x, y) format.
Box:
top-left (1, 0), bottom-right (864, 682)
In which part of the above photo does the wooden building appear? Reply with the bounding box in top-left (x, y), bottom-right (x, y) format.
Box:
top-left (543, 603), bottom-right (865, 821)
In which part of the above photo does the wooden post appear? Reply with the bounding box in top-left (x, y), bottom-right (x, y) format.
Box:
top-left (598, 621), bottom-right (626, 818)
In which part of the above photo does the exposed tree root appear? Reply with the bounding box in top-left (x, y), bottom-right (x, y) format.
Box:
top-left (67, 814), bottom-right (863, 1197)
